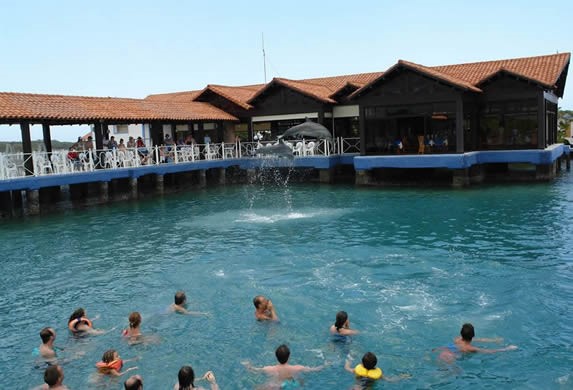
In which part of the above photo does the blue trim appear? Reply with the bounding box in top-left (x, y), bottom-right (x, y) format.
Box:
top-left (0, 146), bottom-right (567, 192)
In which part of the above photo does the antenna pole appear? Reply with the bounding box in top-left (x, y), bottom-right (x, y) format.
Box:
top-left (262, 32), bottom-right (267, 83)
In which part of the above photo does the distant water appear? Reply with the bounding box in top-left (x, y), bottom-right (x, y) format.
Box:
top-left (1, 173), bottom-right (572, 389)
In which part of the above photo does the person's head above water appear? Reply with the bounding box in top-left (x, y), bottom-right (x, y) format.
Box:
top-left (275, 344), bottom-right (290, 364)
top-left (178, 365), bottom-right (195, 388)
top-left (460, 323), bottom-right (475, 342)
top-left (128, 312), bottom-right (141, 329)
top-left (124, 374), bottom-right (143, 390)
top-left (335, 311), bottom-right (349, 330)
top-left (361, 352), bottom-right (378, 370)
top-left (40, 327), bottom-right (55, 344)
top-left (68, 308), bottom-right (86, 323)
top-left (102, 349), bottom-right (119, 363)
top-left (174, 291), bottom-right (187, 306)
top-left (44, 365), bottom-right (64, 387)
top-left (253, 295), bottom-right (268, 309)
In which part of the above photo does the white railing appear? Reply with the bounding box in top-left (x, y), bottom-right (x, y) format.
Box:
top-left (0, 138), bottom-right (359, 181)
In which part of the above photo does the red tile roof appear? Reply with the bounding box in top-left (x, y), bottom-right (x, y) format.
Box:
top-left (144, 90), bottom-right (202, 102)
top-left (432, 52), bottom-right (570, 88)
top-left (0, 92), bottom-right (238, 123)
top-left (196, 84), bottom-right (264, 110)
top-left (351, 53), bottom-right (570, 99)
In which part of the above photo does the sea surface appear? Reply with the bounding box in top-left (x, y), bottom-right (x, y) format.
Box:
top-left (0, 172), bottom-right (572, 389)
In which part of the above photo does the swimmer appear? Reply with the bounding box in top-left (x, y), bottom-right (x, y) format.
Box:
top-left (124, 374), bottom-right (144, 390)
top-left (435, 323), bottom-right (518, 363)
top-left (330, 311), bottom-right (359, 336)
top-left (174, 365), bottom-right (219, 390)
top-left (96, 349), bottom-right (138, 377)
top-left (38, 327), bottom-right (58, 361)
top-left (170, 291), bottom-right (209, 316)
top-left (253, 295), bottom-right (279, 321)
top-left (68, 308), bottom-right (104, 335)
top-left (242, 344), bottom-right (325, 388)
top-left (122, 312), bottom-right (142, 338)
top-left (345, 352), bottom-right (409, 384)
top-left (34, 364), bottom-right (68, 390)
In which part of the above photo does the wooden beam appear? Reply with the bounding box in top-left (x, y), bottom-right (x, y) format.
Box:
top-left (455, 96), bottom-right (464, 153)
top-left (20, 122), bottom-right (34, 175)
top-left (42, 123), bottom-right (52, 154)
top-left (537, 91), bottom-right (545, 148)
top-left (359, 106), bottom-right (366, 155)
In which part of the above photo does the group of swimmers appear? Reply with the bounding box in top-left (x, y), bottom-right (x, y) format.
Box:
top-left (34, 292), bottom-right (518, 389)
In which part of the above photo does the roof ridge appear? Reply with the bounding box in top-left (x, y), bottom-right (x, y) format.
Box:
top-left (0, 91), bottom-right (142, 101)
top-left (430, 52), bottom-right (571, 69)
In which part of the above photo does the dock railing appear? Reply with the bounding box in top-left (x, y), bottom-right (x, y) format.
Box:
top-left (0, 138), bottom-right (358, 181)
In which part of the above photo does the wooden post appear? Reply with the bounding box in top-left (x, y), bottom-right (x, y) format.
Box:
top-left (198, 169), bottom-right (207, 187)
top-left (130, 178), bottom-right (138, 199)
top-left (99, 181), bottom-right (109, 203)
top-left (355, 170), bottom-right (371, 185)
top-left (359, 106), bottom-right (366, 156)
top-left (20, 122), bottom-right (34, 175)
top-left (156, 174), bottom-right (164, 194)
top-left (537, 92), bottom-right (546, 149)
top-left (455, 96), bottom-right (464, 153)
top-left (93, 122), bottom-right (104, 151)
top-left (217, 167), bottom-right (226, 185)
top-left (42, 123), bottom-right (52, 154)
top-left (26, 189), bottom-right (40, 215)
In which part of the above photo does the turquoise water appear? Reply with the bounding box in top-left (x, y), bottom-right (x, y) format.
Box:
top-left (1, 173), bottom-right (573, 389)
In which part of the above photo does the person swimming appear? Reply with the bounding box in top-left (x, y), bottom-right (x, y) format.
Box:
top-left (242, 344), bottom-right (325, 388)
top-left (170, 291), bottom-right (209, 316)
top-left (38, 327), bottom-right (58, 361)
top-left (253, 295), bottom-right (279, 321)
top-left (124, 374), bottom-right (143, 390)
top-left (174, 365), bottom-right (219, 390)
top-left (435, 323), bottom-right (518, 363)
top-left (330, 311), bottom-right (359, 337)
top-left (345, 352), bottom-right (410, 384)
top-left (40, 364), bottom-right (68, 389)
top-left (96, 349), bottom-right (138, 377)
top-left (68, 308), bottom-right (104, 335)
top-left (122, 312), bottom-right (142, 338)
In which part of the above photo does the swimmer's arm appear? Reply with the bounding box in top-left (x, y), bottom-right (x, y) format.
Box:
top-left (474, 337), bottom-right (503, 343)
top-left (300, 363), bottom-right (326, 373)
top-left (383, 373), bottom-right (411, 382)
top-left (241, 360), bottom-right (265, 373)
top-left (114, 367), bottom-right (138, 377)
top-left (344, 358), bottom-right (354, 374)
top-left (474, 345), bottom-right (518, 353)
top-left (186, 310), bottom-right (210, 317)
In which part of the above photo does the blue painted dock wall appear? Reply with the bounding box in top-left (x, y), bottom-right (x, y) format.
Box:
top-left (0, 147), bottom-right (570, 218)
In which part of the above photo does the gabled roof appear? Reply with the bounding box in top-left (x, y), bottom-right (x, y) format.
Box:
top-left (350, 53), bottom-right (570, 99)
top-left (432, 52), bottom-right (570, 89)
top-left (0, 92), bottom-right (238, 123)
top-left (247, 72), bottom-right (383, 105)
top-left (194, 84), bottom-right (264, 110)
top-left (144, 90), bottom-right (202, 102)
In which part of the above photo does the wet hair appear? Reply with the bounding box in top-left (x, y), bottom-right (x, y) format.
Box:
top-left (178, 365), bottom-right (195, 389)
top-left (44, 365), bottom-right (62, 386)
top-left (128, 312), bottom-right (142, 329)
top-left (253, 295), bottom-right (265, 309)
top-left (460, 323), bottom-right (475, 342)
top-left (362, 352), bottom-right (378, 370)
top-left (124, 375), bottom-right (143, 390)
top-left (275, 344), bottom-right (290, 364)
top-left (174, 291), bottom-right (186, 305)
top-left (68, 308), bottom-right (85, 324)
top-left (40, 327), bottom-right (54, 344)
top-left (102, 349), bottom-right (117, 363)
top-left (334, 311), bottom-right (348, 331)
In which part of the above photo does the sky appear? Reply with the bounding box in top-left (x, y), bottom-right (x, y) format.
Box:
top-left (1, 0), bottom-right (572, 141)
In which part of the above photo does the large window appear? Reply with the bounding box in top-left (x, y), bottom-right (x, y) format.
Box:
top-left (480, 99), bottom-right (537, 149)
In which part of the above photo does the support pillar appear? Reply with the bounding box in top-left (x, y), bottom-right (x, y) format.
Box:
top-left (130, 177), bottom-right (138, 199)
top-left (217, 168), bottom-right (226, 185)
top-left (26, 189), bottom-right (40, 215)
top-left (198, 169), bottom-right (207, 187)
top-left (469, 165), bottom-right (484, 185)
top-left (355, 170), bottom-right (371, 186)
top-left (566, 153), bottom-right (571, 171)
top-left (557, 157), bottom-right (562, 171)
top-left (535, 163), bottom-right (555, 181)
top-left (247, 168), bottom-right (257, 183)
top-left (99, 181), bottom-right (109, 203)
top-left (319, 168), bottom-right (335, 183)
top-left (42, 123), bottom-right (53, 154)
top-left (452, 168), bottom-right (470, 188)
top-left (0, 192), bottom-right (13, 218)
top-left (20, 122), bottom-right (34, 175)
top-left (156, 174), bottom-right (164, 194)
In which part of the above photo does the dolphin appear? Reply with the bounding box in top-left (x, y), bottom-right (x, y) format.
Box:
top-left (280, 119), bottom-right (332, 141)
top-left (255, 139), bottom-right (294, 159)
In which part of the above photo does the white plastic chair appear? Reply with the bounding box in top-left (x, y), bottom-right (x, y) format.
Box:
top-left (306, 141), bottom-right (316, 156)
top-left (34, 153), bottom-right (53, 176)
top-left (293, 142), bottom-right (303, 156)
